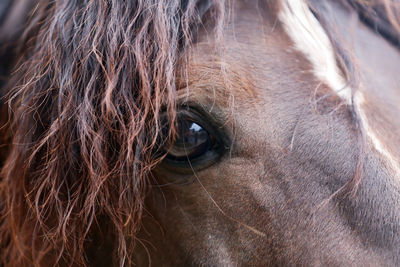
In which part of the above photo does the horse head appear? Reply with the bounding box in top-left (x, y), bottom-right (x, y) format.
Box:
top-left (1, 0), bottom-right (400, 266)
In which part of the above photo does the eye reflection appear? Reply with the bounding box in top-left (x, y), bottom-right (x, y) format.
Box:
top-left (166, 119), bottom-right (214, 161)
top-left (189, 123), bottom-right (202, 132)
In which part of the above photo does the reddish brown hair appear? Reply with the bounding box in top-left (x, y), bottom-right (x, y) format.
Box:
top-left (0, 0), bottom-right (399, 266)
top-left (0, 1), bottom-right (223, 265)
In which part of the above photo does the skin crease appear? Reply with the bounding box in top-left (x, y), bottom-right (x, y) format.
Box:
top-left (132, 1), bottom-right (400, 266)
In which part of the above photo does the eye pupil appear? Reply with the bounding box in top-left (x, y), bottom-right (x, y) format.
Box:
top-left (166, 119), bottom-right (213, 161)
top-left (159, 111), bottom-right (225, 170)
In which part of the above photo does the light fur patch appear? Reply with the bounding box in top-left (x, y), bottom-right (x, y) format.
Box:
top-left (279, 0), bottom-right (352, 103)
top-left (355, 92), bottom-right (400, 176)
top-left (279, 0), bottom-right (400, 176)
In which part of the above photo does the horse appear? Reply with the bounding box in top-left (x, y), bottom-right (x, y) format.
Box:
top-left (1, 0), bottom-right (400, 266)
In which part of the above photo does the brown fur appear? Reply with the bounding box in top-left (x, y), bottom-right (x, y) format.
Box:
top-left (0, 0), bottom-right (399, 266)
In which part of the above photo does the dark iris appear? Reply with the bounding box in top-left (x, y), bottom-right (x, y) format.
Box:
top-left (166, 118), bottom-right (214, 162)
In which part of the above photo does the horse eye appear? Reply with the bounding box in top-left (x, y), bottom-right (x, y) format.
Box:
top-left (160, 111), bottom-right (225, 171)
top-left (166, 119), bottom-right (215, 161)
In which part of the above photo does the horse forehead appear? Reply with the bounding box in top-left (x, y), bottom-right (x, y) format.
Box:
top-left (278, 0), bottom-right (351, 103)
top-left (278, 0), bottom-right (400, 177)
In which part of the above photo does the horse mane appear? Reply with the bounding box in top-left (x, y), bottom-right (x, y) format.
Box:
top-left (0, 0), bottom-right (222, 265)
top-left (0, 0), bottom-right (399, 266)
top-left (348, 0), bottom-right (400, 48)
